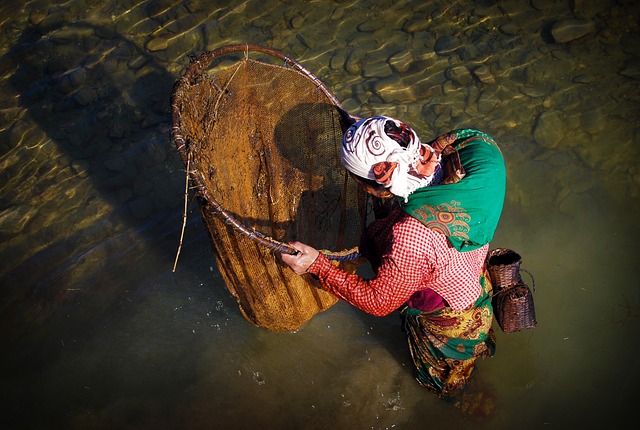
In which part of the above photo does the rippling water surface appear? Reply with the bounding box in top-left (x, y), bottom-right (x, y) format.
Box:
top-left (1, 0), bottom-right (639, 429)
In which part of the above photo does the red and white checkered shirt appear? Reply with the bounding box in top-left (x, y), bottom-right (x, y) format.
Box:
top-left (308, 208), bottom-right (488, 316)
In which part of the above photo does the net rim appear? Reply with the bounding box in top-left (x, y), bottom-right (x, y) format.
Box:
top-left (170, 44), bottom-right (360, 260)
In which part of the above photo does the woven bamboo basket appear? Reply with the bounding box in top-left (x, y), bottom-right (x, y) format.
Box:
top-left (171, 44), bottom-right (365, 332)
top-left (493, 284), bottom-right (537, 333)
top-left (486, 248), bottom-right (537, 333)
top-left (486, 248), bottom-right (523, 294)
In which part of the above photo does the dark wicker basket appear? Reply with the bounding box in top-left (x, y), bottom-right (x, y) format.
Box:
top-left (494, 283), bottom-right (537, 333)
top-left (487, 248), bottom-right (537, 333)
top-left (486, 248), bottom-right (522, 294)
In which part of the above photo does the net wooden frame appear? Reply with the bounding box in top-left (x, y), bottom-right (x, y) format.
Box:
top-left (171, 44), bottom-right (365, 331)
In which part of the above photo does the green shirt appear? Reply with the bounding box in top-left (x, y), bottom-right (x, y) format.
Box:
top-left (401, 129), bottom-right (506, 251)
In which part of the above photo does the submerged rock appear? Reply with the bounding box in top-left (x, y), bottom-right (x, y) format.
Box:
top-left (434, 35), bottom-right (461, 55)
top-left (0, 205), bottom-right (37, 236)
top-left (620, 65), bottom-right (640, 80)
top-left (388, 51), bottom-right (412, 73)
top-left (472, 65), bottom-right (496, 84)
top-left (581, 108), bottom-right (604, 134)
top-left (146, 36), bottom-right (170, 52)
top-left (534, 111), bottom-right (565, 148)
top-left (550, 19), bottom-right (596, 43)
top-left (445, 65), bottom-right (473, 86)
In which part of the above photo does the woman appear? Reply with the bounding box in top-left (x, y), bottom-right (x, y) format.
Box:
top-left (281, 116), bottom-right (506, 398)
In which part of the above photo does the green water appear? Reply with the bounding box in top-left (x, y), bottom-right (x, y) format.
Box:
top-left (1, 0), bottom-right (639, 428)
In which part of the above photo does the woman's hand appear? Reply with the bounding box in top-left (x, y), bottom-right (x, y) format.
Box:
top-left (280, 242), bottom-right (320, 275)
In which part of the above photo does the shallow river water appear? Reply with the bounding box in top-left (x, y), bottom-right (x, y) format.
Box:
top-left (1, 0), bottom-right (639, 429)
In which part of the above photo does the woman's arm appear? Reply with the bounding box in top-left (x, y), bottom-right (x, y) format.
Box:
top-left (281, 215), bottom-right (430, 317)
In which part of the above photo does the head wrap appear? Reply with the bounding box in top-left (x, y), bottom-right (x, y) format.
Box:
top-left (341, 116), bottom-right (441, 201)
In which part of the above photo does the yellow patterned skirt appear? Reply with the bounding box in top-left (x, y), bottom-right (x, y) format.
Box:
top-left (400, 267), bottom-right (496, 398)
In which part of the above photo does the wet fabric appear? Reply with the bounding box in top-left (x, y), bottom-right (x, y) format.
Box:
top-left (400, 266), bottom-right (496, 397)
top-left (401, 129), bottom-right (506, 252)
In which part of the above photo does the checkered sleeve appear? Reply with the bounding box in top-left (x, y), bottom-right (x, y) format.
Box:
top-left (307, 213), bottom-right (432, 316)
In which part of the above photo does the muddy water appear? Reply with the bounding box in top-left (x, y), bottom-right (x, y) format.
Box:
top-left (1, 0), bottom-right (639, 429)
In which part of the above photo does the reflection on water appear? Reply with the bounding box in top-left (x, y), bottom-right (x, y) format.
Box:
top-left (0, 0), bottom-right (638, 428)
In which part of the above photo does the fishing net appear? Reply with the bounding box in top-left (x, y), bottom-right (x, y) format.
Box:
top-left (171, 44), bottom-right (366, 332)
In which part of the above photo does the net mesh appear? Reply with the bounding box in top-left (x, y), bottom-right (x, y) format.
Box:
top-left (172, 47), bottom-right (366, 331)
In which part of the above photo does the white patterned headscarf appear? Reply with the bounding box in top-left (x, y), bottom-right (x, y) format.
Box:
top-left (341, 116), bottom-right (441, 201)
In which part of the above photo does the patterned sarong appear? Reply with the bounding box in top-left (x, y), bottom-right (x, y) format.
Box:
top-left (400, 266), bottom-right (496, 397)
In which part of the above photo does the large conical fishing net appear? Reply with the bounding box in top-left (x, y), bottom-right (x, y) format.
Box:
top-left (171, 44), bottom-right (365, 332)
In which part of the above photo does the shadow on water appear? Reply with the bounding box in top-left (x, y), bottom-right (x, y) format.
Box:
top-left (273, 100), bottom-right (415, 379)
top-left (0, 21), bottom-right (187, 371)
top-left (275, 101), bottom-right (415, 378)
